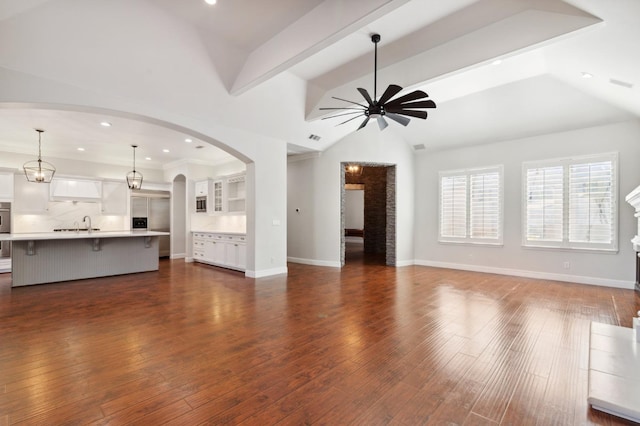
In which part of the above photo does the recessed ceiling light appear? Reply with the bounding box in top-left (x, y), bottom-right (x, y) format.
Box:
top-left (492, 59), bottom-right (502, 65)
top-left (100, 121), bottom-right (112, 127)
top-left (582, 72), bottom-right (593, 79)
top-left (185, 138), bottom-right (192, 143)
top-left (204, 0), bottom-right (216, 4)
top-left (77, 147), bottom-right (85, 151)
top-left (145, 157), bottom-right (152, 161)
top-left (163, 149), bottom-right (170, 153)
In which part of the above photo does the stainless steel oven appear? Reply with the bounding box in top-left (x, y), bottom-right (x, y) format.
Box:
top-left (0, 202), bottom-right (11, 258)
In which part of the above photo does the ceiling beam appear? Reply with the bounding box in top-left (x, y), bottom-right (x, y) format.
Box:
top-left (230, 0), bottom-right (409, 96)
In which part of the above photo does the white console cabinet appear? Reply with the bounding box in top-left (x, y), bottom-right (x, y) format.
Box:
top-left (192, 232), bottom-right (246, 271)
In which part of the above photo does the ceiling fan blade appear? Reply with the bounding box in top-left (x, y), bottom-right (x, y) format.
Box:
top-left (337, 114), bottom-right (366, 126)
top-left (321, 111), bottom-right (365, 120)
top-left (331, 96), bottom-right (366, 107)
top-left (384, 90), bottom-right (429, 107)
top-left (357, 116), bottom-right (370, 131)
top-left (391, 109), bottom-right (428, 119)
top-left (387, 100), bottom-right (436, 110)
top-left (386, 113), bottom-right (410, 126)
top-left (377, 116), bottom-right (389, 131)
top-left (357, 88), bottom-right (374, 106)
top-left (319, 107), bottom-right (367, 111)
top-left (378, 84), bottom-right (403, 105)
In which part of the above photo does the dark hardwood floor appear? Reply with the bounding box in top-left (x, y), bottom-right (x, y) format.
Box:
top-left (0, 254), bottom-right (638, 425)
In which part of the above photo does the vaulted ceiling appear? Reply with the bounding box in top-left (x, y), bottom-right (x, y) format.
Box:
top-left (0, 0), bottom-right (637, 169)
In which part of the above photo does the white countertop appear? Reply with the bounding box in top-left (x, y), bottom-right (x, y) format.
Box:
top-left (191, 230), bottom-right (246, 235)
top-left (0, 230), bottom-right (169, 241)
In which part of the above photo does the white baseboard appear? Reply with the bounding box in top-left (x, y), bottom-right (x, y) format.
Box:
top-left (345, 237), bottom-right (364, 244)
top-left (170, 253), bottom-right (186, 260)
top-left (245, 266), bottom-right (289, 278)
top-left (185, 257), bottom-right (194, 263)
top-left (395, 259), bottom-right (414, 267)
top-left (413, 260), bottom-right (634, 289)
top-left (287, 256), bottom-right (341, 268)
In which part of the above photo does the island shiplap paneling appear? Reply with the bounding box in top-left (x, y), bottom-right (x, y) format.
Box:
top-left (11, 237), bottom-right (159, 286)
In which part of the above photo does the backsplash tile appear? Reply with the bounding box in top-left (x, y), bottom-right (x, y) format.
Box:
top-left (13, 201), bottom-right (127, 233)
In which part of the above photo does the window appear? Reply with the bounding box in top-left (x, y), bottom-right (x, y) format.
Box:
top-left (522, 153), bottom-right (617, 251)
top-left (439, 166), bottom-right (503, 244)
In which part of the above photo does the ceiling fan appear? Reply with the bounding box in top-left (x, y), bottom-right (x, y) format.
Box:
top-left (320, 33), bottom-right (436, 131)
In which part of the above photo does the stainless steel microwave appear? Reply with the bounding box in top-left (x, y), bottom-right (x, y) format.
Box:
top-left (196, 196), bottom-right (207, 213)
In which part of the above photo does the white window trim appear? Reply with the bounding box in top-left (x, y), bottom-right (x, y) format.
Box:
top-left (521, 152), bottom-right (618, 252)
top-left (438, 165), bottom-right (504, 246)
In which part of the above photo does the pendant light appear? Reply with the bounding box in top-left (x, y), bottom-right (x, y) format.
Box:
top-left (345, 164), bottom-right (363, 175)
top-left (126, 144), bottom-right (143, 190)
top-left (23, 129), bottom-right (56, 183)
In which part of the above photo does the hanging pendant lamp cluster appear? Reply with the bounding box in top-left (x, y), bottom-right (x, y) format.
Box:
top-left (23, 129), bottom-right (56, 183)
top-left (22, 127), bottom-right (143, 190)
top-left (126, 144), bottom-right (143, 190)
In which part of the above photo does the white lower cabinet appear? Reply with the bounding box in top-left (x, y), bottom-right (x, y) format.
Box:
top-left (192, 232), bottom-right (246, 272)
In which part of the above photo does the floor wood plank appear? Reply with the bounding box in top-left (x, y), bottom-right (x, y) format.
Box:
top-left (0, 248), bottom-right (638, 425)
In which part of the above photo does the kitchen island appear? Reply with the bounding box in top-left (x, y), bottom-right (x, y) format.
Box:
top-left (0, 230), bottom-right (169, 287)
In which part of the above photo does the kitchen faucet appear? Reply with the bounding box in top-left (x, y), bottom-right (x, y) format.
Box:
top-left (73, 221), bottom-right (79, 233)
top-left (83, 216), bottom-right (92, 233)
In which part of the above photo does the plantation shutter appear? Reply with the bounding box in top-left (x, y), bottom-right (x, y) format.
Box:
top-left (470, 171), bottom-right (500, 239)
top-left (569, 160), bottom-right (614, 244)
top-left (523, 153), bottom-right (617, 251)
top-left (525, 165), bottom-right (564, 242)
top-left (440, 175), bottom-right (467, 238)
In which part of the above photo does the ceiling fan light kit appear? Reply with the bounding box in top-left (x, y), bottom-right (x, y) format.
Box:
top-left (23, 129), bottom-right (56, 183)
top-left (320, 33), bottom-right (436, 131)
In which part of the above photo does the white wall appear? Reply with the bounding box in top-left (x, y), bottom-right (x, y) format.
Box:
top-left (171, 174), bottom-right (186, 258)
top-left (345, 189), bottom-right (364, 229)
top-left (287, 125), bottom-right (415, 266)
top-left (414, 120), bottom-right (640, 288)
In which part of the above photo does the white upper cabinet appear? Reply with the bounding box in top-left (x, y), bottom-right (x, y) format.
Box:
top-left (50, 177), bottom-right (102, 201)
top-left (0, 172), bottom-right (14, 201)
top-left (101, 181), bottom-right (128, 215)
top-left (195, 180), bottom-right (209, 196)
top-left (212, 180), bottom-right (223, 213)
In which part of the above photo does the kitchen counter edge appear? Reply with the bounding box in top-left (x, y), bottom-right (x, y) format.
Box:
top-left (0, 231), bottom-right (170, 241)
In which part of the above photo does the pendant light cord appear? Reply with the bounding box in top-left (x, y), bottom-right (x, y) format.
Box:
top-left (373, 36), bottom-right (378, 102)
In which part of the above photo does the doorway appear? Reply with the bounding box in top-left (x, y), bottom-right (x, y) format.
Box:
top-left (340, 163), bottom-right (396, 266)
